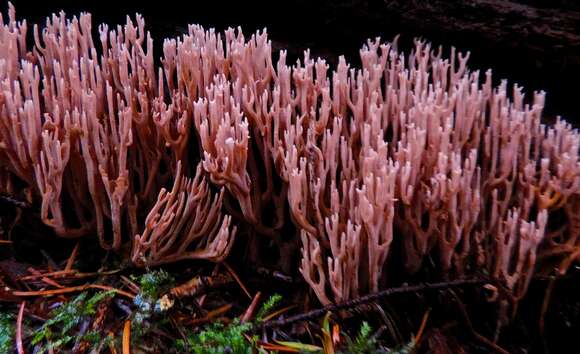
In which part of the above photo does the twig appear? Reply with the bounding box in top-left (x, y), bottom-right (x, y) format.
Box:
top-left (258, 278), bottom-right (488, 329)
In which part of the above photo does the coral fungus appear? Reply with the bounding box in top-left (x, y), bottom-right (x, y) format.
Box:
top-left (1, 3), bottom-right (579, 317)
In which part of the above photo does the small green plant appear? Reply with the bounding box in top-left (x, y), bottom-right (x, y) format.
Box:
top-left (341, 321), bottom-right (376, 354)
top-left (0, 312), bottom-right (15, 353)
top-left (389, 340), bottom-right (416, 354)
top-left (175, 294), bottom-right (285, 353)
top-left (177, 319), bottom-right (254, 354)
top-left (256, 293), bottom-right (282, 322)
top-left (31, 290), bottom-right (115, 353)
top-left (339, 322), bottom-right (379, 354)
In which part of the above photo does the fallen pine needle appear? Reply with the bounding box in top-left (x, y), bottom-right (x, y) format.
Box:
top-left (64, 242), bottom-right (80, 272)
top-left (332, 324), bottom-right (341, 346)
top-left (187, 304), bottom-right (233, 326)
top-left (274, 340), bottom-right (323, 352)
top-left (18, 269), bottom-right (121, 281)
top-left (223, 262), bottom-right (252, 299)
top-left (206, 303), bottom-right (233, 318)
top-left (123, 320), bottom-right (131, 354)
top-left (16, 301), bottom-right (25, 354)
top-left (11, 285), bottom-right (86, 297)
top-left (38, 276), bottom-right (65, 289)
top-left (12, 284), bottom-right (135, 299)
top-left (414, 309), bottom-right (430, 344)
top-left (120, 275), bottom-right (140, 294)
top-left (259, 343), bottom-right (300, 352)
top-left (107, 332), bottom-right (118, 354)
top-left (241, 291), bottom-right (261, 323)
top-left (88, 284), bottom-right (135, 299)
top-left (261, 305), bottom-right (297, 322)
top-left (18, 270), bottom-right (75, 280)
top-left (26, 268), bottom-right (65, 289)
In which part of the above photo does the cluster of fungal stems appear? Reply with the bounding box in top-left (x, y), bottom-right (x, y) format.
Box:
top-left (1, 4), bottom-right (579, 315)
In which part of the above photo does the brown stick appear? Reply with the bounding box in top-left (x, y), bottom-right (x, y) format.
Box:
top-left (259, 278), bottom-right (489, 329)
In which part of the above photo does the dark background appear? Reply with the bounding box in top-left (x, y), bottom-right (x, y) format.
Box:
top-left (6, 0), bottom-right (580, 124)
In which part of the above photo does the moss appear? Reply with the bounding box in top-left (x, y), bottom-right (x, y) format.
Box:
top-left (31, 290), bottom-right (115, 353)
top-left (179, 319), bottom-right (254, 354)
top-left (174, 294), bottom-right (285, 353)
top-left (135, 269), bottom-right (174, 300)
top-left (130, 269), bottom-right (176, 346)
top-left (0, 312), bottom-right (15, 353)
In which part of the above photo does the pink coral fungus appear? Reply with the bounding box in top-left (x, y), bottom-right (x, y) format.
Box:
top-left (1, 3), bottom-right (579, 315)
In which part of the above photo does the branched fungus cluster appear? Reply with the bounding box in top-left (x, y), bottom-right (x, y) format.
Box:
top-left (1, 3), bottom-right (579, 317)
